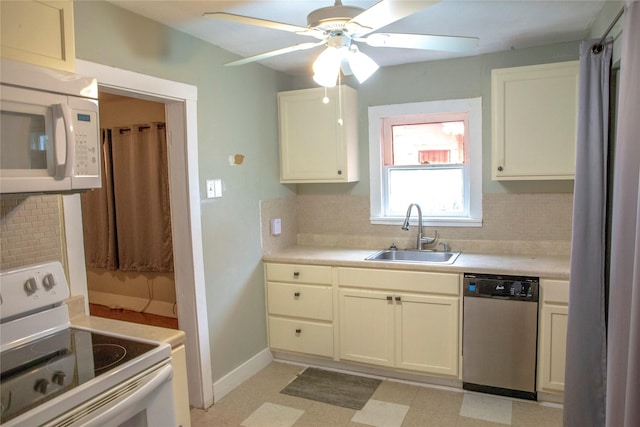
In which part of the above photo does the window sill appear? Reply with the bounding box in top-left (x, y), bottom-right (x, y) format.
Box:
top-left (370, 217), bottom-right (483, 228)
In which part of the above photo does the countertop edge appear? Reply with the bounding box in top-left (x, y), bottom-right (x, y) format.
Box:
top-left (262, 246), bottom-right (570, 280)
top-left (70, 314), bottom-right (186, 349)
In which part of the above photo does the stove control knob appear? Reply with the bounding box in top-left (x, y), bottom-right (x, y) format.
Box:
top-left (42, 273), bottom-right (56, 291)
top-left (34, 379), bottom-right (50, 394)
top-left (24, 278), bottom-right (38, 296)
top-left (52, 371), bottom-right (66, 386)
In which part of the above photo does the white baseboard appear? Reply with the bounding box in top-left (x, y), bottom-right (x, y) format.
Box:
top-left (213, 347), bottom-right (273, 402)
top-left (88, 290), bottom-right (177, 318)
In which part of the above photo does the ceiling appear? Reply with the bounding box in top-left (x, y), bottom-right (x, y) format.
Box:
top-left (108, 1), bottom-right (607, 76)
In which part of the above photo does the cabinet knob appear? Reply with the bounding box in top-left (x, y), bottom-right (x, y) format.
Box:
top-left (295, 328), bottom-right (302, 334)
top-left (395, 296), bottom-right (402, 302)
top-left (497, 166), bottom-right (504, 172)
top-left (337, 170), bottom-right (342, 175)
top-left (293, 271), bottom-right (300, 278)
top-left (294, 292), bottom-right (300, 297)
top-left (386, 296), bottom-right (393, 301)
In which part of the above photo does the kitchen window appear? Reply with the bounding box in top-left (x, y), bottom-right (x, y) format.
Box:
top-left (368, 98), bottom-right (482, 226)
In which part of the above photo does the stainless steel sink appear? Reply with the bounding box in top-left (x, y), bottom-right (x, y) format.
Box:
top-left (365, 249), bottom-right (460, 264)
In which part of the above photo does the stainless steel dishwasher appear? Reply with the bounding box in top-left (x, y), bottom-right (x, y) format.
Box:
top-left (462, 273), bottom-right (539, 400)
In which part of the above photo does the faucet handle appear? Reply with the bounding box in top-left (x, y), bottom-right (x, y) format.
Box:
top-left (439, 242), bottom-right (451, 252)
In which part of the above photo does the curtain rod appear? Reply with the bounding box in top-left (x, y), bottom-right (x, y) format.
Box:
top-left (592, 6), bottom-right (624, 54)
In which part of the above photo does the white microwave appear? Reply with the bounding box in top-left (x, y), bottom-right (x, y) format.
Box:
top-left (0, 58), bottom-right (101, 194)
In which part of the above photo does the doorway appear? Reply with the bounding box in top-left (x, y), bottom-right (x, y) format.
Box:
top-left (65, 60), bottom-right (213, 409)
top-left (82, 92), bottom-right (178, 330)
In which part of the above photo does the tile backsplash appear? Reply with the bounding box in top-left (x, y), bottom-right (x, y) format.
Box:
top-left (262, 193), bottom-right (573, 256)
top-left (0, 194), bottom-right (64, 270)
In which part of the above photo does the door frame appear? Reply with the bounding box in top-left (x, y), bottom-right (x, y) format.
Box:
top-left (64, 60), bottom-right (213, 409)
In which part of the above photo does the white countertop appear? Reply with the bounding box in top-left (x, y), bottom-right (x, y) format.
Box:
top-left (263, 246), bottom-right (570, 279)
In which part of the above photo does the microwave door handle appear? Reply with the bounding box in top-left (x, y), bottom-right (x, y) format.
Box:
top-left (52, 103), bottom-right (74, 179)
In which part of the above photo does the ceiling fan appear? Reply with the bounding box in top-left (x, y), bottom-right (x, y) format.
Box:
top-left (204, 0), bottom-right (478, 87)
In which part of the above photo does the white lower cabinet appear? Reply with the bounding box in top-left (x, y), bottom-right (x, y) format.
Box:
top-left (338, 268), bottom-right (460, 377)
top-left (395, 293), bottom-right (459, 375)
top-left (171, 345), bottom-right (191, 427)
top-left (264, 260), bottom-right (566, 395)
top-left (537, 279), bottom-right (569, 394)
top-left (339, 289), bottom-right (394, 366)
top-left (265, 263), bottom-right (334, 358)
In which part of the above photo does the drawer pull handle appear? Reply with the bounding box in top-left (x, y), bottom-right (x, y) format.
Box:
top-left (386, 296), bottom-right (393, 301)
top-left (395, 296), bottom-right (402, 302)
top-left (294, 292), bottom-right (300, 297)
top-left (293, 272), bottom-right (300, 278)
top-left (295, 328), bottom-right (302, 334)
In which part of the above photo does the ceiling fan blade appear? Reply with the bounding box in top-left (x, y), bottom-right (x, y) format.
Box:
top-left (225, 41), bottom-right (325, 66)
top-left (348, 0), bottom-right (440, 36)
top-left (204, 12), bottom-right (324, 38)
top-left (361, 33), bottom-right (479, 52)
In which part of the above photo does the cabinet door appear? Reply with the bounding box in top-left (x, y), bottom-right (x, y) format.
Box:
top-left (395, 293), bottom-right (459, 376)
top-left (339, 288), bottom-right (394, 367)
top-left (538, 304), bottom-right (568, 392)
top-left (1, 1), bottom-right (75, 71)
top-left (171, 345), bottom-right (192, 427)
top-left (278, 86), bottom-right (358, 183)
top-left (492, 61), bottom-right (579, 180)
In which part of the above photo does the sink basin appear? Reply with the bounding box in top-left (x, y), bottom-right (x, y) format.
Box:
top-left (365, 249), bottom-right (460, 264)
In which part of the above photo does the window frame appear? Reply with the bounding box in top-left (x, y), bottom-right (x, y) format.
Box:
top-left (368, 97), bottom-right (483, 227)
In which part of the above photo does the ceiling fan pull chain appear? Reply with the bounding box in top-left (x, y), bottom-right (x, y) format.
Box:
top-left (323, 87), bottom-right (330, 104)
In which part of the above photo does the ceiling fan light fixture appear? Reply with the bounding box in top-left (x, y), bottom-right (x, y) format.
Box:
top-left (313, 46), bottom-right (342, 87)
top-left (347, 45), bottom-right (379, 83)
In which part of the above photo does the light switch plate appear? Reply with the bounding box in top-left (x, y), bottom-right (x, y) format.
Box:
top-left (270, 218), bottom-right (282, 236)
top-left (206, 179), bottom-right (222, 198)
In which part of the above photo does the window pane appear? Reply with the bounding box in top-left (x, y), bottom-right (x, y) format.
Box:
top-left (391, 121), bottom-right (464, 166)
top-left (386, 167), bottom-right (465, 216)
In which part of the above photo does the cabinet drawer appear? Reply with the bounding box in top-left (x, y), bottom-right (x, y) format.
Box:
top-left (267, 282), bottom-right (333, 321)
top-left (268, 317), bottom-right (334, 357)
top-left (266, 263), bottom-right (332, 285)
top-left (541, 279), bottom-right (569, 304)
top-left (338, 268), bottom-right (459, 295)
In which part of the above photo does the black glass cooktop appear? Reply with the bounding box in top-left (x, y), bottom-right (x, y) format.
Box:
top-left (0, 328), bottom-right (158, 423)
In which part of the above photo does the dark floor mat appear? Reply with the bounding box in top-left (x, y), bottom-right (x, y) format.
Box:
top-left (280, 367), bottom-right (382, 410)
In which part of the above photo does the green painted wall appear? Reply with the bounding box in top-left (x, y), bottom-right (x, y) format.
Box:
top-left (74, 1), bottom-right (294, 382)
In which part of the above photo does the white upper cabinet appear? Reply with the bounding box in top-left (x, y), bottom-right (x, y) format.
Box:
top-left (1, 1), bottom-right (76, 72)
top-left (278, 85), bottom-right (359, 183)
top-left (491, 61), bottom-right (579, 180)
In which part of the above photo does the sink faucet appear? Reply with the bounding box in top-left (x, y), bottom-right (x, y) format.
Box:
top-left (401, 203), bottom-right (437, 250)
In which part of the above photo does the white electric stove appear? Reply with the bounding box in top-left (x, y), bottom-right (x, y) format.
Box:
top-left (0, 262), bottom-right (176, 426)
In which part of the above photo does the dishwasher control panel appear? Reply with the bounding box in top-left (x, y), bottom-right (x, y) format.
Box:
top-left (463, 273), bottom-right (539, 301)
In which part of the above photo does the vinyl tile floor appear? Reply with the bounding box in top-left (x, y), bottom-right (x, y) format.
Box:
top-left (190, 362), bottom-right (563, 427)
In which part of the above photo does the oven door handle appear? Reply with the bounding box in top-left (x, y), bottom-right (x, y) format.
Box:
top-left (81, 363), bottom-right (174, 427)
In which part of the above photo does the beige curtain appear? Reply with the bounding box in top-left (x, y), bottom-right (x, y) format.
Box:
top-left (81, 123), bottom-right (173, 272)
top-left (81, 129), bottom-right (118, 270)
